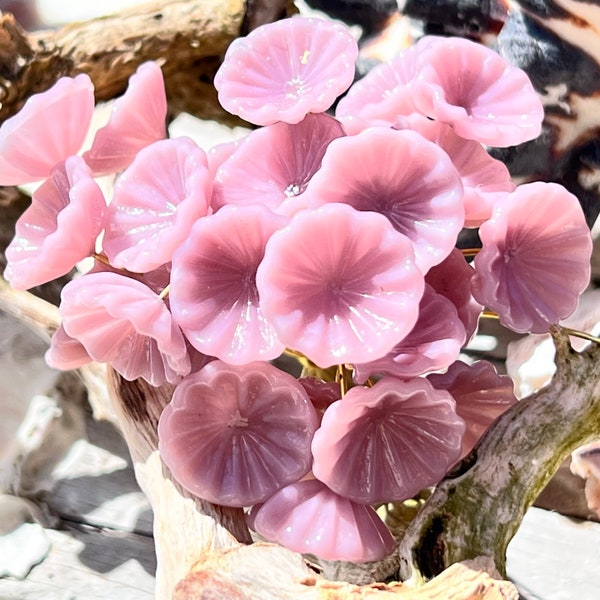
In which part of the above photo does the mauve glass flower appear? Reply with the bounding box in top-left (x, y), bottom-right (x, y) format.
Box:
top-left (212, 113), bottom-right (344, 214)
top-left (250, 479), bottom-right (395, 562)
top-left (59, 272), bottom-right (190, 386)
top-left (425, 248), bottom-right (482, 343)
top-left (428, 360), bottom-right (517, 458)
top-left (158, 361), bottom-right (319, 507)
top-left (214, 17), bottom-right (358, 126)
top-left (471, 182), bottom-right (592, 334)
top-left (170, 204), bottom-right (287, 365)
top-left (0, 74), bottom-right (94, 184)
top-left (353, 284), bottom-right (466, 382)
top-left (256, 203), bottom-right (425, 368)
top-left (410, 36), bottom-right (544, 147)
top-left (45, 324), bottom-right (92, 370)
top-left (298, 128), bottom-right (464, 273)
top-left (311, 377), bottom-right (465, 504)
top-left (4, 156), bottom-right (107, 290)
top-left (83, 61), bottom-right (167, 175)
top-left (298, 378), bottom-right (341, 421)
top-left (102, 137), bottom-right (212, 273)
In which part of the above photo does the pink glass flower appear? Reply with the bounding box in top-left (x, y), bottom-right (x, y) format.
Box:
top-left (211, 113), bottom-right (344, 214)
top-left (250, 479), bottom-right (395, 562)
top-left (102, 137), bottom-right (212, 273)
top-left (214, 17), bottom-right (359, 126)
top-left (298, 378), bottom-right (341, 421)
top-left (157, 361), bottom-right (319, 507)
top-left (83, 61), bottom-right (167, 175)
top-left (59, 272), bottom-right (190, 386)
top-left (410, 36), bottom-right (544, 147)
top-left (428, 360), bottom-right (517, 459)
top-left (0, 74), bottom-right (94, 184)
top-left (4, 156), bottom-right (106, 290)
top-left (256, 204), bottom-right (425, 368)
top-left (311, 377), bottom-right (465, 504)
top-left (45, 324), bottom-right (92, 370)
top-left (298, 128), bottom-right (464, 273)
top-left (353, 284), bottom-right (466, 382)
top-left (471, 182), bottom-right (592, 334)
top-left (170, 204), bottom-right (287, 365)
top-left (425, 248), bottom-right (482, 343)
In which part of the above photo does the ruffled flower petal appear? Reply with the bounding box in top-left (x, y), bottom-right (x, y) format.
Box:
top-left (256, 203), bottom-right (425, 368)
top-left (214, 17), bottom-right (358, 126)
top-left (353, 284), bottom-right (466, 382)
top-left (250, 479), bottom-right (395, 562)
top-left (4, 156), bottom-right (106, 290)
top-left (428, 360), bottom-right (517, 458)
top-left (0, 74), bottom-right (94, 184)
top-left (311, 377), bottom-right (465, 504)
top-left (59, 272), bottom-right (190, 386)
top-left (83, 61), bottom-right (167, 175)
top-left (102, 137), bottom-right (212, 273)
top-left (158, 361), bottom-right (319, 506)
top-left (45, 324), bottom-right (93, 370)
top-left (298, 378), bottom-right (341, 421)
top-left (299, 128), bottom-right (464, 273)
top-left (212, 113), bottom-right (344, 214)
top-left (170, 204), bottom-right (287, 365)
top-left (471, 182), bottom-right (592, 334)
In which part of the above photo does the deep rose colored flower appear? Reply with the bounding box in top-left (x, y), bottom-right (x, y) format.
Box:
top-left (428, 360), bottom-right (517, 459)
top-left (158, 361), bottom-right (319, 507)
top-left (298, 128), bottom-right (464, 273)
top-left (471, 182), bottom-right (592, 334)
top-left (45, 324), bottom-right (93, 370)
top-left (103, 137), bottom-right (212, 273)
top-left (249, 479), bottom-right (395, 562)
top-left (394, 115), bottom-right (515, 227)
top-left (0, 74), bottom-right (94, 185)
top-left (59, 272), bottom-right (190, 386)
top-left (353, 284), bottom-right (466, 382)
top-left (311, 377), bottom-right (465, 504)
top-left (409, 36), bottom-right (544, 147)
top-left (256, 204), bottom-right (425, 368)
top-left (214, 17), bottom-right (358, 126)
top-left (212, 113), bottom-right (344, 214)
top-left (425, 248), bottom-right (482, 343)
top-left (83, 61), bottom-right (167, 175)
top-left (298, 378), bottom-right (341, 421)
top-left (4, 157), bottom-right (106, 290)
top-left (170, 204), bottom-right (287, 365)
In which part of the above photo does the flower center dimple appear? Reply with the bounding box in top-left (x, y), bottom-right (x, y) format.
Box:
top-left (228, 408), bottom-right (249, 428)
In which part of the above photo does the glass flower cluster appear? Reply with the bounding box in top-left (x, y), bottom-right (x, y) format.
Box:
top-left (1, 16), bottom-right (593, 563)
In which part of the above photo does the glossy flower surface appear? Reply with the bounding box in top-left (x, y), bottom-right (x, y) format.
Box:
top-left (170, 204), bottom-right (287, 365)
top-left (311, 377), bottom-right (465, 504)
top-left (250, 479), bottom-right (395, 562)
top-left (158, 361), bottom-right (318, 506)
top-left (4, 156), bottom-right (106, 290)
top-left (214, 17), bottom-right (358, 125)
top-left (45, 324), bottom-right (93, 370)
top-left (0, 74), bottom-right (94, 184)
top-left (59, 272), bottom-right (190, 386)
top-left (103, 137), bottom-right (212, 272)
top-left (471, 182), bottom-right (592, 333)
top-left (257, 203), bottom-right (425, 368)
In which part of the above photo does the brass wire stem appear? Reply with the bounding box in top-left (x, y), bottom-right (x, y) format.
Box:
top-left (561, 326), bottom-right (600, 345)
top-left (159, 284), bottom-right (170, 300)
top-left (461, 248), bottom-right (481, 258)
top-left (92, 252), bottom-right (111, 266)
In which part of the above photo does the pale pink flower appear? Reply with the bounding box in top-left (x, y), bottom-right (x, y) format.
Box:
top-left (170, 204), bottom-right (287, 365)
top-left (298, 128), bottom-right (464, 273)
top-left (4, 156), bottom-right (106, 290)
top-left (212, 113), bottom-right (344, 214)
top-left (428, 360), bottom-right (517, 459)
top-left (59, 272), bottom-right (190, 386)
top-left (353, 284), bottom-right (466, 382)
top-left (311, 377), bottom-right (465, 504)
top-left (249, 479), bottom-right (395, 562)
top-left (83, 61), bottom-right (167, 175)
top-left (214, 17), bottom-right (358, 126)
top-left (256, 204), bottom-right (425, 368)
top-left (45, 324), bottom-right (92, 370)
top-left (102, 137), bottom-right (212, 273)
top-left (0, 74), bottom-right (94, 184)
top-left (410, 36), bottom-right (544, 147)
top-left (471, 182), bottom-right (592, 333)
top-left (158, 361), bottom-right (319, 507)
